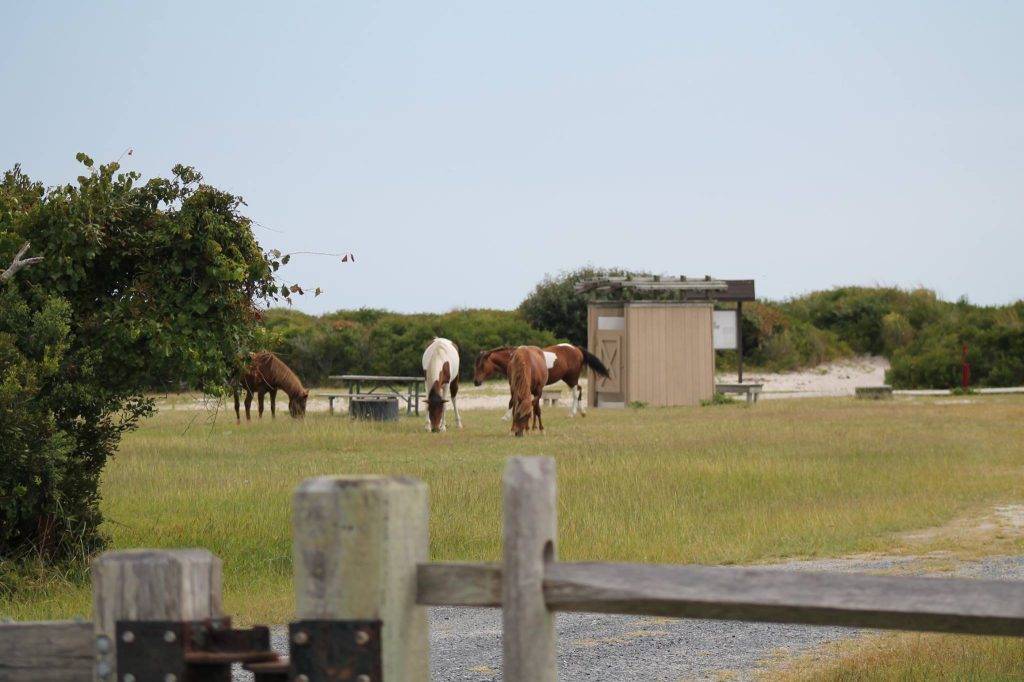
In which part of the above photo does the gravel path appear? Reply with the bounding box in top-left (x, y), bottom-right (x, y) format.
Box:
top-left (231, 555), bottom-right (1024, 681)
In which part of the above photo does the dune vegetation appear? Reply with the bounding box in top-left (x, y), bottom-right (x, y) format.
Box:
top-left (249, 275), bottom-right (1024, 395)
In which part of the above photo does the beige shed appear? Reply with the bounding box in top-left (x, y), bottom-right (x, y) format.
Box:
top-left (580, 277), bottom-right (755, 408)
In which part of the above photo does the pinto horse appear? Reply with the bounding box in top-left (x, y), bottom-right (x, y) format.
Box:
top-left (422, 337), bottom-right (463, 432)
top-left (474, 343), bottom-right (609, 417)
top-left (234, 351), bottom-right (309, 422)
top-left (508, 345), bottom-right (548, 436)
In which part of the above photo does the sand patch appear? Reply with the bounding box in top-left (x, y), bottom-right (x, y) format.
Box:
top-left (721, 356), bottom-right (889, 399)
top-left (895, 504), bottom-right (1024, 558)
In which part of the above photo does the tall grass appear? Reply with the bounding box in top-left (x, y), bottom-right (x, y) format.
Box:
top-left (3, 397), bottom-right (1023, 627)
top-left (774, 632), bottom-right (1024, 681)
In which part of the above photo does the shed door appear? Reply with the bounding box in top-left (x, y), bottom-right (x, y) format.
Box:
top-left (595, 331), bottom-right (622, 394)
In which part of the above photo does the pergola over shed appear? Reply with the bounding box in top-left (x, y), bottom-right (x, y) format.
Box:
top-left (577, 276), bottom-right (755, 408)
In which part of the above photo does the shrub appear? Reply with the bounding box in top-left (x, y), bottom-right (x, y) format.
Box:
top-left (881, 312), bottom-right (915, 354)
top-left (1, 157), bottom-right (277, 561)
top-left (701, 392), bottom-right (735, 406)
top-left (715, 302), bottom-right (849, 372)
top-left (781, 286), bottom-right (947, 356)
top-left (775, 286), bottom-right (1022, 388)
top-left (886, 302), bottom-right (1024, 389)
top-left (782, 287), bottom-right (917, 354)
top-left (887, 339), bottom-right (961, 389)
top-left (265, 308), bottom-right (558, 384)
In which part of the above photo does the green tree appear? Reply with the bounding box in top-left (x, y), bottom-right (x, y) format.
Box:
top-left (518, 267), bottom-right (642, 345)
top-left (1, 156), bottom-right (281, 560)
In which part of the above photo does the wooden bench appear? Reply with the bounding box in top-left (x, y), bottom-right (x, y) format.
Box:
top-left (856, 385), bottom-right (893, 400)
top-left (715, 383), bottom-right (764, 404)
top-left (318, 393), bottom-right (348, 414)
top-left (541, 389), bottom-right (562, 406)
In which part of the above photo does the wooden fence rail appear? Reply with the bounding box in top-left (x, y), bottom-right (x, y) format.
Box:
top-left (0, 621), bottom-right (92, 681)
top-left (3, 455), bottom-right (1024, 682)
top-left (419, 561), bottom-right (1024, 636)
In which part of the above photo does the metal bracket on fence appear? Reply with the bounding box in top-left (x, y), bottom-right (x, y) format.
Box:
top-left (115, 616), bottom-right (383, 682)
top-left (115, 617), bottom-right (277, 681)
top-left (244, 620), bottom-right (383, 682)
top-left (290, 620), bottom-right (382, 682)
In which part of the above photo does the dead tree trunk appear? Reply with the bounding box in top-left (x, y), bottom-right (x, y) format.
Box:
top-left (1, 242), bottom-right (43, 282)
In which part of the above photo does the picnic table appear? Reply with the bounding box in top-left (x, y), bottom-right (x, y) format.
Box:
top-left (326, 375), bottom-right (425, 416)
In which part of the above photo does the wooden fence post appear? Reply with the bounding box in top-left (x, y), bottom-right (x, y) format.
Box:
top-left (293, 475), bottom-right (430, 681)
top-left (91, 549), bottom-right (222, 681)
top-left (503, 456), bottom-right (558, 682)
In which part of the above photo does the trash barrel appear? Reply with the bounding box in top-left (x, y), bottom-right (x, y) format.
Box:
top-left (349, 395), bottom-right (400, 421)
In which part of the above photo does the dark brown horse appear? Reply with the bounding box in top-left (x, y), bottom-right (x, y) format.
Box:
top-left (234, 351), bottom-right (309, 422)
top-left (474, 343), bottom-right (609, 417)
top-left (508, 346), bottom-right (548, 436)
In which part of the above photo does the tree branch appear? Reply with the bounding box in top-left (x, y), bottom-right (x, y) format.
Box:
top-left (1, 242), bottom-right (44, 282)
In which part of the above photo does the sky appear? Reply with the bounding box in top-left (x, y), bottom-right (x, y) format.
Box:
top-left (2, 2), bottom-right (1022, 313)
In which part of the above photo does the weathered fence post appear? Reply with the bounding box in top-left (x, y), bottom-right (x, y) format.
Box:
top-left (293, 475), bottom-right (430, 681)
top-left (91, 549), bottom-right (222, 681)
top-left (503, 456), bottom-right (558, 681)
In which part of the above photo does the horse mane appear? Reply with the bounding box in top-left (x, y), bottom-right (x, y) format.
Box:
top-left (250, 352), bottom-right (306, 399)
top-left (477, 346), bottom-right (514, 363)
top-left (509, 348), bottom-right (533, 423)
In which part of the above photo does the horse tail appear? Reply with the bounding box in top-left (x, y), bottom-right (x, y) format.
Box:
top-left (578, 346), bottom-right (610, 378)
top-left (509, 349), bottom-right (533, 423)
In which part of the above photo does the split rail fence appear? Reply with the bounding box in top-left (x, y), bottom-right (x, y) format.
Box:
top-left (4, 456), bottom-right (1024, 681)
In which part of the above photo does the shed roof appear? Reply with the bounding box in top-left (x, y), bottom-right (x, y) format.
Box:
top-left (575, 277), bottom-right (755, 302)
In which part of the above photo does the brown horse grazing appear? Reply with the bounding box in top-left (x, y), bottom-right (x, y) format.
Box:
top-left (474, 344), bottom-right (610, 417)
top-left (234, 351), bottom-right (309, 422)
top-left (507, 346), bottom-right (548, 437)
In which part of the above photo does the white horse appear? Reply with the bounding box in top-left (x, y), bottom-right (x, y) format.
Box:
top-left (422, 337), bottom-right (463, 432)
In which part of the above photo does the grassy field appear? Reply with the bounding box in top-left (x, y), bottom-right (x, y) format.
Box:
top-left (3, 394), bottom-right (1024, 676)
